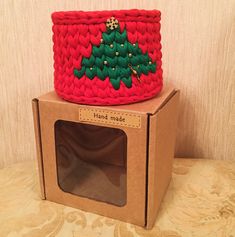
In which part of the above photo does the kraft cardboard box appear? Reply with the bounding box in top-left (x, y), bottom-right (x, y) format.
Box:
top-left (32, 84), bottom-right (180, 229)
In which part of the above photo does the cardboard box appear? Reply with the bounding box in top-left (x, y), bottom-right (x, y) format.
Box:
top-left (32, 85), bottom-right (180, 229)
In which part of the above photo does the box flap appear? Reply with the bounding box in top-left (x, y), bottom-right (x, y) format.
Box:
top-left (37, 83), bottom-right (177, 115)
top-left (32, 98), bottom-right (46, 199)
top-left (146, 90), bottom-right (180, 229)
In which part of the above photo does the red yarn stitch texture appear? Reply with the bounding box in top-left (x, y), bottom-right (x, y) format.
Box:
top-left (52, 9), bottom-right (163, 105)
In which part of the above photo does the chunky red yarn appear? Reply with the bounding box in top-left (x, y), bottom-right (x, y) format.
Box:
top-left (52, 9), bottom-right (163, 105)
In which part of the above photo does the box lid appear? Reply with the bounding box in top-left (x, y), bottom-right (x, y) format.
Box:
top-left (37, 84), bottom-right (177, 115)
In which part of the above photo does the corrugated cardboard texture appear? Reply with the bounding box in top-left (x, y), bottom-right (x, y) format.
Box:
top-left (146, 91), bottom-right (180, 229)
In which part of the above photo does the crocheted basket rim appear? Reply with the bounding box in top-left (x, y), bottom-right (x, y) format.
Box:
top-left (52, 9), bottom-right (161, 25)
top-left (52, 9), bottom-right (163, 105)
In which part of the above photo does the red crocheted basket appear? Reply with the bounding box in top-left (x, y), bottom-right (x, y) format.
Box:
top-left (52, 9), bottom-right (163, 105)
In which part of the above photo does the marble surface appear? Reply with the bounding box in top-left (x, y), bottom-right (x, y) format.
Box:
top-left (1, 158), bottom-right (235, 237)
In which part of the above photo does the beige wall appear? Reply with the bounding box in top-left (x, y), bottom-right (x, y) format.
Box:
top-left (0, 0), bottom-right (234, 167)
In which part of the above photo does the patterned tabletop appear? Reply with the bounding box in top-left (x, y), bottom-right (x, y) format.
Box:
top-left (1, 158), bottom-right (235, 237)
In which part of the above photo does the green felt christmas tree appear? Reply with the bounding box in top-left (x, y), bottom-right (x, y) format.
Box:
top-left (74, 17), bottom-right (156, 90)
